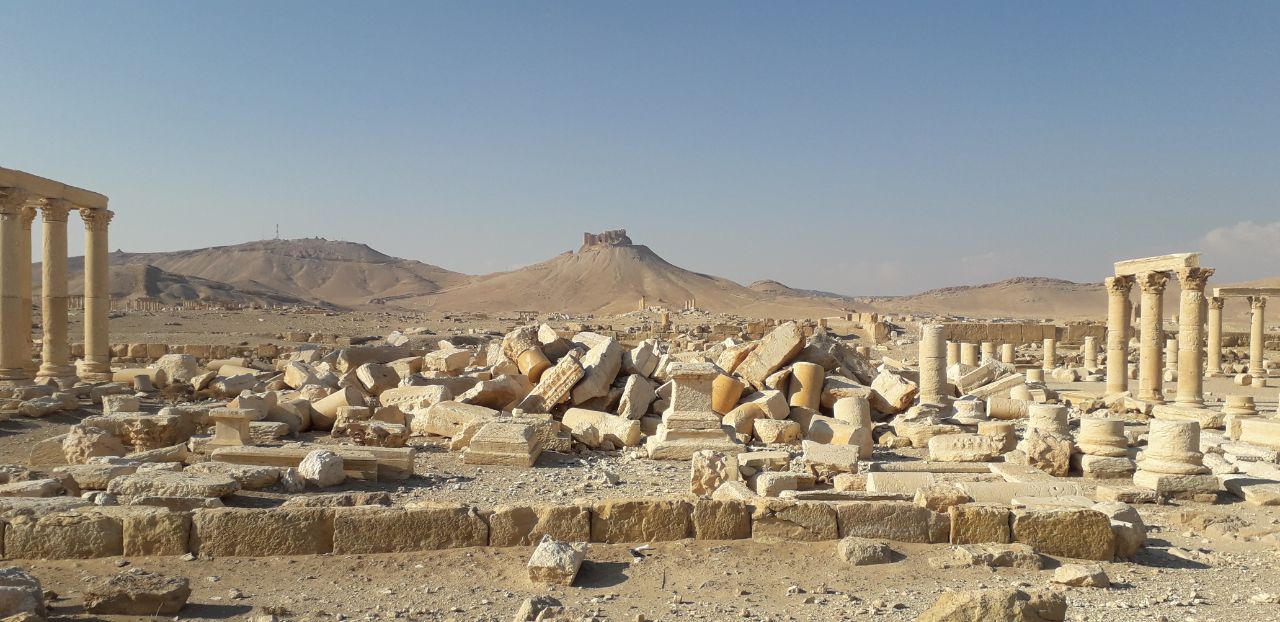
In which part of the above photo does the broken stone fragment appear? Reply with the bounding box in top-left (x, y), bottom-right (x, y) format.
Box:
top-left (736, 322), bottom-right (805, 389)
top-left (83, 569), bottom-right (191, 615)
top-left (526, 535), bottom-right (587, 586)
top-left (570, 338), bottom-right (623, 405)
top-left (298, 449), bottom-right (345, 487)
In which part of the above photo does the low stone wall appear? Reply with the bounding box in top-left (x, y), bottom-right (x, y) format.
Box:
top-left (0, 498), bottom-right (1116, 561)
top-left (940, 323), bottom-right (1059, 346)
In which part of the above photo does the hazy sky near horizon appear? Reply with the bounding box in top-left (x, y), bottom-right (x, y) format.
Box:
top-left (5, 1), bottom-right (1279, 296)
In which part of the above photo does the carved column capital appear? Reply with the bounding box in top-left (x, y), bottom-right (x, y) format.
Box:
top-left (1136, 271), bottom-right (1169, 294)
top-left (1208, 296), bottom-right (1224, 310)
top-left (18, 205), bottom-right (36, 229)
top-left (1177, 267), bottom-right (1214, 292)
top-left (40, 199), bottom-right (73, 223)
top-left (1105, 275), bottom-right (1134, 296)
top-left (1250, 296), bottom-right (1267, 311)
top-left (79, 208), bottom-right (114, 232)
top-left (0, 187), bottom-right (33, 217)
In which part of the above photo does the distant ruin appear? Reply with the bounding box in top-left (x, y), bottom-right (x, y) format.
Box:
top-left (581, 229), bottom-right (632, 251)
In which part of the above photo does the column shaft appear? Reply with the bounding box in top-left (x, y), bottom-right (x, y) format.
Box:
top-left (1175, 267), bottom-right (1213, 406)
top-left (80, 208), bottom-right (114, 381)
top-left (18, 208), bottom-right (35, 373)
top-left (1105, 276), bottom-right (1134, 395)
top-left (1207, 297), bottom-right (1224, 376)
top-left (1137, 271), bottom-right (1168, 403)
top-left (37, 201), bottom-right (76, 384)
top-left (1250, 296), bottom-right (1267, 387)
top-left (0, 190), bottom-right (34, 385)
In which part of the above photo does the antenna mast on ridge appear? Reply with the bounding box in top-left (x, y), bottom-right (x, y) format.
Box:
top-left (275, 224), bottom-right (280, 240)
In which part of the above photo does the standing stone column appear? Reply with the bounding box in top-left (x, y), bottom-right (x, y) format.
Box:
top-left (1175, 267), bottom-right (1213, 406)
top-left (1083, 336), bottom-right (1098, 370)
top-left (0, 189), bottom-right (34, 385)
top-left (1042, 338), bottom-right (1057, 371)
top-left (36, 200), bottom-right (77, 385)
top-left (1105, 276), bottom-right (1134, 395)
top-left (1137, 271), bottom-right (1168, 403)
top-left (1249, 296), bottom-right (1267, 388)
top-left (946, 341), bottom-right (960, 367)
top-left (1206, 297), bottom-right (1224, 377)
top-left (960, 343), bottom-right (979, 367)
top-left (980, 341), bottom-right (995, 362)
top-left (1164, 339), bottom-right (1178, 373)
top-left (79, 208), bottom-right (114, 381)
top-left (1000, 343), bottom-right (1015, 364)
top-left (18, 206), bottom-right (35, 374)
top-left (918, 324), bottom-right (947, 406)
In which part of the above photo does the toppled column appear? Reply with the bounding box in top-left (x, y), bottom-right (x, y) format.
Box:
top-left (1175, 267), bottom-right (1213, 406)
top-left (1105, 276), bottom-right (1134, 395)
top-left (1133, 420), bottom-right (1217, 498)
top-left (1136, 271), bottom-right (1168, 403)
top-left (502, 326), bottom-right (552, 383)
top-left (1207, 297), bottom-right (1224, 376)
top-left (1082, 336), bottom-right (1098, 370)
top-left (1042, 338), bottom-right (1057, 371)
top-left (917, 324), bottom-right (948, 406)
top-left (1249, 296), bottom-right (1267, 388)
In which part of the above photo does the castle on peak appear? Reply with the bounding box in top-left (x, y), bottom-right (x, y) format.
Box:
top-left (580, 229), bottom-right (633, 251)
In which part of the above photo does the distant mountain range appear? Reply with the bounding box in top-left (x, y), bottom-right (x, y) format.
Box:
top-left (41, 234), bottom-right (1273, 323)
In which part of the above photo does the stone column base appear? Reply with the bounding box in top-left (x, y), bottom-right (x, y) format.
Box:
top-left (0, 368), bottom-right (34, 387)
top-left (76, 360), bottom-right (112, 383)
top-left (36, 364), bottom-right (79, 387)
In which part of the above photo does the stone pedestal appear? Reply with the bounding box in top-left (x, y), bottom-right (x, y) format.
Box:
top-left (1025, 368), bottom-right (1045, 384)
top-left (1134, 420), bottom-right (1217, 498)
top-left (209, 408), bottom-right (254, 447)
top-left (1206, 297), bottom-right (1224, 376)
top-left (1105, 276), bottom-right (1134, 395)
top-left (1076, 418), bottom-right (1134, 479)
top-left (918, 324), bottom-right (948, 406)
top-left (1175, 268), bottom-right (1213, 405)
top-left (1042, 338), bottom-right (1057, 371)
top-left (1223, 395), bottom-right (1259, 441)
top-left (1136, 272), bottom-right (1168, 403)
top-left (646, 362), bottom-right (740, 460)
top-left (1082, 336), bottom-right (1098, 370)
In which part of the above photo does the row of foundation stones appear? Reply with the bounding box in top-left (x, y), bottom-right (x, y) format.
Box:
top-left (0, 497), bottom-right (1122, 562)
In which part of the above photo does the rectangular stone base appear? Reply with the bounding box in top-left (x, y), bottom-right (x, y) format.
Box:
top-left (1075, 454), bottom-right (1136, 480)
top-left (1132, 470), bottom-right (1220, 499)
top-left (462, 449), bottom-right (539, 467)
top-left (645, 429), bottom-right (741, 460)
top-left (1095, 485), bottom-right (1159, 504)
top-left (1222, 476), bottom-right (1280, 506)
top-left (1151, 404), bottom-right (1226, 430)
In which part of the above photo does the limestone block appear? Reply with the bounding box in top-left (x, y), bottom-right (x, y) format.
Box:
top-left (837, 536), bottom-right (895, 566)
top-left (691, 499), bottom-right (751, 540)
top-left (869, 370), bottom-right (918, 414)
top-left (63, 425), bottom-right (127, 465)
top-left (754, 472), bottom-right (814, 497)
top-left (1022, 429), bottom-right (1073, 477)
top-left (487, 504), bottom-right (591, 547)
top-left (458, 374), bottom-right (532, 410)
top-left (835, 501), bottom-right (949, 544)
top-left (310, 386), bottom-right (365, 431)
top-left (821, 376), bottom-right (873, 411)
top-left (52, 464), bottom-right (137, 491)
top-left (570, 338), bottom-right (623, 405)
top-left (0, 567), bottom-right (45, 618)
top-left (589, 498), bottom-right (693, 543)
top-left (801, 440), bottom-right (859, 476)
top-left (0, 479), bottom-right (63, 498)
top-left (527, 535), bottom-right (586, 586)
top-left (749, 499), bottom-right (838, 542)
top-left (928, 434), bottom-right (1005, 463)
top-left (414, 401), bottom-right (497, 437)
top-left (191, 507), bottom-right (334, 556)
top-left (691, 450), bottom-right (739, 497)
top-left (120, 508), bottom-right (192, 556)
top-left (753, 419), bottom-right (800, 444)
top-left (29, 434), bottom-right (69, 466)
top-left (154, 354), bottom-right (200, 387)
top-left (622, 340), bottom-right (660, 377)
top-left (422, 348), bottom-right (471, 374)
top-left (517, 353), bottom-right (585, 413)
top-left (736, 322), bottom-right (805, 389)
top-left (332, 504), bottom-right (488, 553)
top-left (463, 422), bottom-right (540, 467)
top-left (711, 480), bottom-right (757, 501)
top-left (102, 394), bottom-right (140, 415)
top-left (107, 472), bottom-right (240, 498)
top-left (1010, 508), bottom-right (1115, 560)
top-left (563, 408), bottom-right (641, 448)
top-left (617, 374), bottom-right (656, 420)
top-left (915, 588), bottom-right (1066, 622)
top-left (715, 341), bottom-right (757, 375)
top-left (282, 362), bottom-right (319, 390)
top-left (805, 415), bottom-right (859, 445)
top-left (4, 511), bottom-right (124, 559)
top-left (83, 569), bottom-right (190, 615)
top-left (949, 504), bottom-right (1011, 544)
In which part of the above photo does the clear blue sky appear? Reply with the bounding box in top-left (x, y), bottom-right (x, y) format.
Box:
top-left (5, 1), bottom-right (1278, 295)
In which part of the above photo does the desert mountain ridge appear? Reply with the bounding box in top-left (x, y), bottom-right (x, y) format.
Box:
top-left (45, 233), bottom-right (1274, 323)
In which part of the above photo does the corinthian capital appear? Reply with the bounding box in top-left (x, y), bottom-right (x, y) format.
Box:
top-left (1250, 296), bottom-right (1267, 311)
top-left (1136, 271), bottom-right (1169, 294)
top-left (0, 187), bottom-right (32, 216)
top-left (1208, 296), bottom-right (1224, 310)
top-left (1105, 275), bottom-right (1134, 295)
top-left (79, 208), bottom-right (114, 232)
top-left (1176, 267), bottom-right (1214, 291)
top-left (40, 199), bottom-right (73, 223)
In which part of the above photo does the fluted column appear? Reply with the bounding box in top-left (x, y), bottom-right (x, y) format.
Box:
top-left (0, 189), bottom-right (35, 385)
top-left (1175, 267), bottom-right (1213, 406)
top-left (79, 208), bottom-right (114, 381)
top-left (1206, 297), bottom-right (1224, 376)
top-left (1105, 276), bottom-right (1134, 395)
top-left (1249, 296), bottom-right (1267, 387)
top-left (36, 200), bottom-right (77, 384)
top-left (1137, 271), bottom-right (1168, 403)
